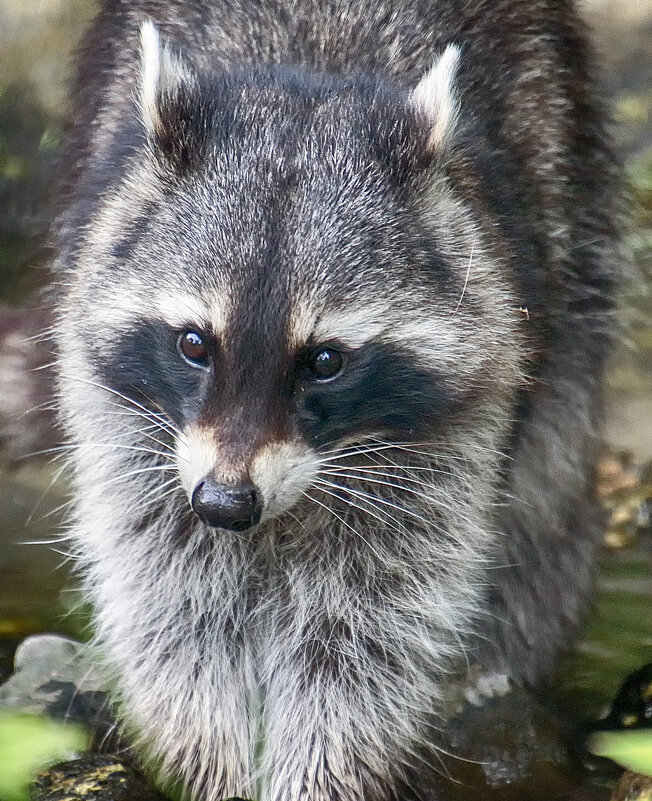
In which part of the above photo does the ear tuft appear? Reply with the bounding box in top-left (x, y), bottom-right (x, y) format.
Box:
top-left (410, 44), bottom-right (461, 152)
top-left (139, 20), bottom-right (195, 137)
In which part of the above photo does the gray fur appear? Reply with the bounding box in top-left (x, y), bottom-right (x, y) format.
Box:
top-left (53, 1), bottom-right (622, 799)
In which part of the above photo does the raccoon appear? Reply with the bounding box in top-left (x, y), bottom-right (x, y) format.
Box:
top-left (53, 1), bottom-right (622, 799)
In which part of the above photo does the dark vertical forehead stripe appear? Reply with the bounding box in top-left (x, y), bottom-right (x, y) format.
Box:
top-left (109, 200), bottom-right (159, 262)
top-left (296, 342), bottom-right (458, 447)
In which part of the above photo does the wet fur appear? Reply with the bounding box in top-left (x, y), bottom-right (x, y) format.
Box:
top-left (53, 1), bottom-right (622, 800)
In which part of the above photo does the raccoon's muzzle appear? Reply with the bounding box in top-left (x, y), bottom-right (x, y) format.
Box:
top-left (191, 475), bottom-right (263, 531)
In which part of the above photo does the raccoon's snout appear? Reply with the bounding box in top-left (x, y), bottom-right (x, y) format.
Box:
top-left (191, 477), bottom-right (262, 531)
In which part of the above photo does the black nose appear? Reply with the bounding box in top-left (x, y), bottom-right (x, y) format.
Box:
top-left (191, 477), bottom-right (262, 531)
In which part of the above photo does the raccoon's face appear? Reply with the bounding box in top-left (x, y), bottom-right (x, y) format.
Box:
top-left (58, 25), bottom-right (522, 533)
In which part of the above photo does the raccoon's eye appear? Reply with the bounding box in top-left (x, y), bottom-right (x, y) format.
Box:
top-left (177, 331), bottom-right (209, 368)
top-left (307, 347), bottom-right (343, 381)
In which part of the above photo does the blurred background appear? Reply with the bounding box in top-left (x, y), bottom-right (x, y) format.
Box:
top-left (0, 0), bottom-right (650, 797)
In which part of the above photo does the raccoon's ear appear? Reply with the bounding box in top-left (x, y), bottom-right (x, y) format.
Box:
top-left (410, 44), bottom-right (461, 152)
top-left (139, 20), bottom-right (197, 140)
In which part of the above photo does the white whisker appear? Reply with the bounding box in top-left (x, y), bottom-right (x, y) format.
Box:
top-left (60, 373), bottom-right (181, 437)
top-left (314, 477), bottom-right (437, 530)
top-left (302, 489), bottom-right (389, 563)
top-left (314, 477), bottom-right (411, 537)
top-left (452, 241), bottom-right (474, 314)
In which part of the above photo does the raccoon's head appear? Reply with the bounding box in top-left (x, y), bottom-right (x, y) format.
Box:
top-left (58, 22), bottom-right (523, 535)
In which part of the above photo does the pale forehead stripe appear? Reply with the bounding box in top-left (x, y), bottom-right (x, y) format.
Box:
top-left (291, 302), bottom-right (393, 350)
top-left (154, 291), bottom-right (229, 335)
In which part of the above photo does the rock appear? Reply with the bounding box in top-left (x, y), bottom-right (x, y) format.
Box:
top-left (31, 755), bottom-right (166, 801)
top-left (0, 634), bottom-right (118, 751)
top-left (431, 676), bottom-right (611, 800)
top-left (610, 771), bottom-right (652, 801)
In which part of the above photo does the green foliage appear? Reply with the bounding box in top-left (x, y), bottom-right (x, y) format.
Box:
top-left (589, 729), bottom-right (652, 777)
top-left (0, 712), bottom-right (87, 801)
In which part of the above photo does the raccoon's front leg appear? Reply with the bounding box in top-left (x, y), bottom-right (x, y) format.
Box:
top-left (82, 524), bottom-right (259, 801)
top-left (259, 612), bottom-right (444, 801)
top-left (261, 668), bottom-right (396, 801)
top-left (112, 630), bottom-right (258, 801)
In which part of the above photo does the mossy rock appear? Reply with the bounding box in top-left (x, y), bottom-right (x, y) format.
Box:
top-left (32, 755), bottom-right (165, 801)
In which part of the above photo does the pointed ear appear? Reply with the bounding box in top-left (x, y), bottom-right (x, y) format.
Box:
top-left (139, 20), bottom-right (196, 138)
top-left (410, 44), bottom-right (461, 152)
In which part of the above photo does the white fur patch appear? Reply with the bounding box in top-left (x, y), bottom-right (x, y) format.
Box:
top-left (410, 44), bottom-right (461, 150)
top-left (153, 291), bottom-right (224, 333)
top-left (176, 424), bottom-right (218, 496)
top-left (139, 20), bottom-right (195, 137)
top-left (140, 21), bottom-right (164, 136)
top-left (309, 303), bottom-right (392, 349)
top-left (92, 284), bottom-right (153, 336)
top-left (250, 440), bottom-right (319, 520)
top-left (287, 302), bottom-right (316, 350)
